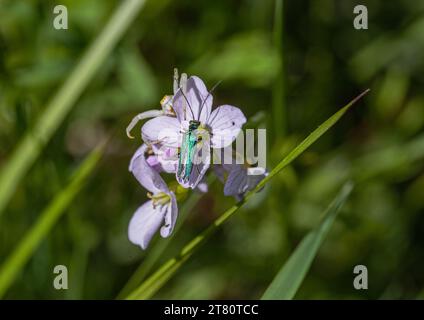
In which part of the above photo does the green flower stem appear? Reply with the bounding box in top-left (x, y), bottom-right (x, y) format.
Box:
top-left (261, 182), bottom-right (353, 299)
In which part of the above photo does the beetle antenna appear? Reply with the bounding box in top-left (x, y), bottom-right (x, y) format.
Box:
top-left (179, 89), bottom-right (195, 120)
top-left (202, 80), bottom-right (222, 122)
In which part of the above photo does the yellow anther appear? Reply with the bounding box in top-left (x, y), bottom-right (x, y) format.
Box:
top-left (147, 191), bottom-right (171, 208)
top-left (160, 95), bottom-right (169, 106)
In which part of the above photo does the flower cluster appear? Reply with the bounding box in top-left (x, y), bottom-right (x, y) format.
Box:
top-left (127, 69), bottom-right (267, 249)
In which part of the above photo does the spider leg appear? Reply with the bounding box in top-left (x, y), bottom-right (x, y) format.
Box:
top-left (126, 113), bottom-right (145, 139)
top-left (126, 110), bottom-right (163, 139)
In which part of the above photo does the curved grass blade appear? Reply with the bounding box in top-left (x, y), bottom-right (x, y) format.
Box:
top-left (0, 143), bottom-right (106, 298)
top-left (0, 0), bottom-right (147, 217)
top-left (261, 182), bottom-right (353, 300)
top-left (124, 90), bottom-right (369, 300)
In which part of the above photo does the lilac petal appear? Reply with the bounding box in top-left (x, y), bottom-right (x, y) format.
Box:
top-left (207, 105), bottom-right (247, 148)
top-left (159, 158), bottom-right (177, 174)
top-left (128, 200), bottom-right (168, 250)
top-left (141, 116), bottom-right (180, 147)
top-left (146, 154), bottom-right (160, 168)
top-left (160, 192), bottom-right (178, 238)
top-left (223, 165), bottom-right (267, 197)
top-left (187, 76), bottom-right (212, 123)
top-left (152, 144), bottom-right (178, 173)
top-left (246, 167), bottom-right (267, 190)
top-left (172, 90), bottom-right (189, 122)
top-left (129, 144), bottom-right (169, 194)
top-left (196, 181), bottom-right (208, 193)
top-left (223, 164), bottom-right (248, 196)
top-left (173, 76), bottom-right (212, 123)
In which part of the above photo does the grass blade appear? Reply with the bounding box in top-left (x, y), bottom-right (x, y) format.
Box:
top-left (259, 89), bottom-right (370, 190)
top-left (0, 0), bottom-right (147, 217)
top-left (124, 90), bottom-right (369, 300)
top-left (261, 182), bottom-right (354, 300)
top-left (0, 143), bottom-right (106, 298)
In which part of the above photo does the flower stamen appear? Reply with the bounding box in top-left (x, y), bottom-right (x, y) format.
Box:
top-left (147, 191), bottom-right (171, 209)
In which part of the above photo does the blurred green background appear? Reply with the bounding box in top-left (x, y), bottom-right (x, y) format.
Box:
top-left (1, 0), bottom-right (424, 299)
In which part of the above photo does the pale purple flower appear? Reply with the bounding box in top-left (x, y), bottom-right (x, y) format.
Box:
top-left (224, 166), bottom-right (267, 198)
top-left (126, 70), bottom-right (249, 250)
top-left (128, 144), bottom-right (178, 249)
top-left (214, 162), bottom-right (267, 200)
top-left (141, 76), bottom-right (247, 189)
top-left (196, 181), bottom-right (209, 193)
top-left (149, 144), bottom-right (179, 173)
